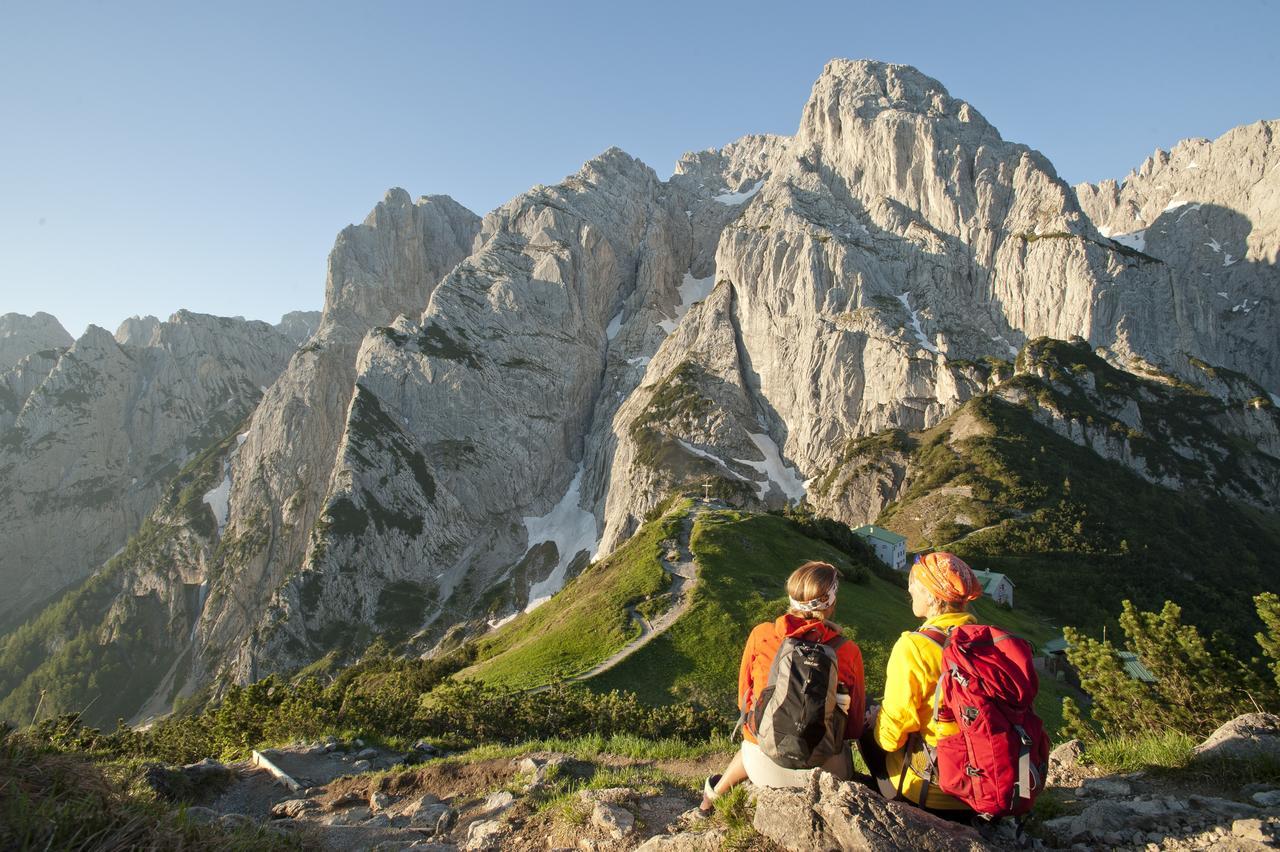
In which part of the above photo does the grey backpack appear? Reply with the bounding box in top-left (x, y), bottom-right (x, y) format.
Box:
top-left (749, 630), bottom-right (849, 769)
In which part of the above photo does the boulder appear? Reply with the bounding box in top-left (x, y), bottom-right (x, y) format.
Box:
top-left (178, 806), bottom-right (219, 824)
top-left (271, 798), bottom-right (315, 819)
top-left (1048, 738), bottom-right (1083, 771)
top-left (590, 802), bottom-right (635, 839)
top-left (463, 818), bottom-right (506, 851)
top-left (476, 791), bottom-right (515, 818)
top-left (1080, 776), bottom-right (1132, 797)
top-left (217, 813), bottom-right (255, 830)
top-left (1233, 817), bottom-right (1280, 843)
top-left (1043, 796), bottom-right (1191, 843)
top-left (351, 759), bottom-right (373, 772)
top-left (370, 791), bottom-right (394, 812)
top-left (406, 795), bottom-right (457, 836)
top-left (1042, 802), bottom-right (1134, 845)
top-left (634, 831), bottom-right (726, 851)
top-left (1251, 789), bottom-right (1280, 808)
top-left (337, 806), bottom-right (373, 824)
top-left (1188, 795), bottom-right (1260, 818)
top-left (143, 760), bottom-right (233, 802)
top-left (1193, 713), bottom-right (1280, 764)
top-left (752, 771), bottom-right (991, 851)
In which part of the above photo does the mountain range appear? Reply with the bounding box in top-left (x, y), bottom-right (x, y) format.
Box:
top-left (0, 59), bottom-right (1276, 726)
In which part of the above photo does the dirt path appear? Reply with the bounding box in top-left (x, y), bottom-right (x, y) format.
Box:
top-left (571, 507), bottom-right (701, 682)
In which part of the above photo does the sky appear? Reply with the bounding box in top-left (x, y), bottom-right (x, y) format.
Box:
top-left (2, 0), bottom-right (1278, 338)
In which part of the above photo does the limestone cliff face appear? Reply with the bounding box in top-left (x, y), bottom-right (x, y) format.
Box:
top-left (213, 149), bottom-right (707, 677)
top-left (603, 60), bottom-right (1179, 538)
top-left (195, 191), bottom-right (481, 684)
top-left (0, 312), bottom-right (296, 628)
top-left (1076, 121), bottom-right (1280, 392)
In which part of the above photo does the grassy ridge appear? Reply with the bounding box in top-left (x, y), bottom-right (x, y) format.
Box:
top-left (458, 503), bottom-right (682, 687)
top-left (879, 393), bottom-right (1280, 648)
top-left (588, 510), bottom-right (916, 707)
top-left (469, 508), bottom-right (1072, 735)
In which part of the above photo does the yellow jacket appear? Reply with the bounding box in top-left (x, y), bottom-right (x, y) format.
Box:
top-left (873, 611), bottom-right (977, 809)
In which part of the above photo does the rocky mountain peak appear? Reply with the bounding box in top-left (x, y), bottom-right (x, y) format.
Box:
top-left (275, 310), bottom-right (322, 346)
top-left (71, 323), bottom-right (125, 356)
top-left (804, 58), bottom-right (995, 134)
top-left (322, 192), bottom-right (481, 341)
top-left (0, 311), bottom-right (73, 371)
top-left (115, 315), bottom-right (161, 346)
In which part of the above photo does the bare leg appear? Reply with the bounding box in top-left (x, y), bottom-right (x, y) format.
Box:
top-left (699, 749), bottom-right (748, 812)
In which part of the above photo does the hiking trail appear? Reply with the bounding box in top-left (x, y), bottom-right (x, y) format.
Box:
top-left (570, 504), bottom-right (704, 683)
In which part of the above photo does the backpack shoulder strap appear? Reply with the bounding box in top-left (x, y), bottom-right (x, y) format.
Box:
top-left (914, 625), bottom-right (949, 647)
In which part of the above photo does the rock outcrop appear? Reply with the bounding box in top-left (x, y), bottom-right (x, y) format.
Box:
top-left (753, 771), bottom-right (992, 851)
top-left (1077, 121), bottom-right (1280, 392)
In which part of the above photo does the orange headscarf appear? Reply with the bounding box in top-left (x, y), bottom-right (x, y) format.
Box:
top-left (910, 552), bottom-right (982, 603)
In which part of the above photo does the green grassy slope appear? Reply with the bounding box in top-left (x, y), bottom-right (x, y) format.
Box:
top-left (456, 503), bottom-right (681, 687)
top-left (468, 507), bottom-right (1071, 735)
top-left (0, 429), bottom-right (237, 727)
top-left (875, 389), bottom-right (1280, 650)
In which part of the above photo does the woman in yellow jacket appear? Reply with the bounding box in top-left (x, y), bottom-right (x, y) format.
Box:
top-left (858, 551), bottom-right (982, 818)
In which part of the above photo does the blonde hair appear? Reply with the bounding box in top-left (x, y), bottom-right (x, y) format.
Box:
top-left (787, 561), bottom-right (839, 620)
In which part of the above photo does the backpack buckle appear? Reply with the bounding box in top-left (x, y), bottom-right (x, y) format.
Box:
top-left (966, 765), bottom-right (983, 776)
top-left (962, 706), bottom-right (979, 723)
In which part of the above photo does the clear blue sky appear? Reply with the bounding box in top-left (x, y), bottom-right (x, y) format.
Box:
top-left (3, 0), bottom-right (1277, 338)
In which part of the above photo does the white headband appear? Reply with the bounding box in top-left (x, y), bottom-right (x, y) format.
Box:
top-left (789, 582), bottom-right (838, 613)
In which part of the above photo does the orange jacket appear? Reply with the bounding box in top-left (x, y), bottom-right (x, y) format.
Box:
top-left (737, 614), bottom-right (866, 744)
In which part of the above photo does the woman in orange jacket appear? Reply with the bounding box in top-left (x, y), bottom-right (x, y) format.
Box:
top-left (692, 561), bottom-right (866, 818)
top-left (858, 551), bottom-right (982, 817)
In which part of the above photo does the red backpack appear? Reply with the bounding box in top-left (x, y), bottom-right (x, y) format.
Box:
top-left (913, 623), bottom-right (1049, 818)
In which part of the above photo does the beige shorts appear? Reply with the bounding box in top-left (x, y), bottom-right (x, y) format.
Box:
top-left (741, 739), bottom-right (853, 788)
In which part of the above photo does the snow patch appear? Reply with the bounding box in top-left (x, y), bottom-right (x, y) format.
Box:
top-left (626, 356), bottom-right (651, 367)
top-left (236, 432), bottom-right (248, 446)
top-left (1112, 230), bottom-right (1147, 253)
top-left (1162, 198), bottom-right (1186, 213)
top-left (1176, 203), bottom-right (1203, 222)
top-left (522, 465), bottom-right (599, 612)
top-left (487, 611), bottom-right (519, 630)
top-left (714, 180), bottom-right (764, 205)
top-left (1205, 238), bottom-right (1222, 253)
top-left (657, 272), bottom-right (716, 335)
top-left (1223, 253), bottom-right (1238, 268)
top-left (202, 472), bottom-right (232, 533)
top-left (896, 292), bottom-right (940, 354)
top-left (1217, 292), bottom-right (1229, 298)
top-left (1271, 392), bottom-right (1280, 408)
top-left (1186, 161), bottom-right (1199, 170)
top-left (991, 334), bottom-right (1019, 358)
top-left (734, 433), bottom-right (807, 504)
top-left (677, 439), bottom-right (751, 482)
top-left (605, 310), bottom-right (623, 340)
